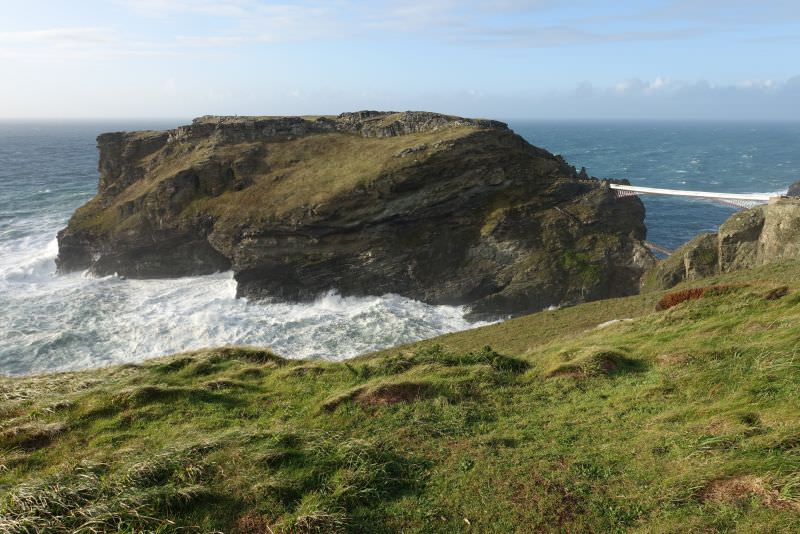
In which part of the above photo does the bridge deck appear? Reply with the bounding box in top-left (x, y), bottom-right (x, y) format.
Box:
top-left (609, 184), bottom-right (773, 201)
top-left (609, 184), bottom-right (776, 209)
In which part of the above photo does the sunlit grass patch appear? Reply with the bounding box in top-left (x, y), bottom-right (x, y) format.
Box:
top-left (1, 260), bottom-right (799, 531)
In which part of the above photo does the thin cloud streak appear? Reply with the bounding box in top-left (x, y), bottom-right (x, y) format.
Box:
top-left (0, 27), bottom-right (115, 45)
top-left (120, 0), bottom-right (255, 18)
top-left (120, 0), bottom-right (713, 49)
top-left (16, 0), bottom-right (791, 56)
top-left (0, 27), bottom-right (179, 61)
top-left (444, 26), bottom-right (705, 47)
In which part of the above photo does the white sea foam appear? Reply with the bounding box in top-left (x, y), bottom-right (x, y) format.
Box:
top-left (0, 228), bottom-right (487, 375)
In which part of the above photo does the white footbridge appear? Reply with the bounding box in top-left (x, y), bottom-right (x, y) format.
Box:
top-left (608, 183), bottom-right (787, 257)
top-left (610, 184), bottom-right (777, 210)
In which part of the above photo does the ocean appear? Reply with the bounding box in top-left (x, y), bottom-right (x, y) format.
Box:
top-left (1, 120), bottom-right (798, 374)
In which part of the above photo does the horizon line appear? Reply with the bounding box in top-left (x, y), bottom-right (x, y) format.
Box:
top-left (2, 116), bottom-right (800, 123)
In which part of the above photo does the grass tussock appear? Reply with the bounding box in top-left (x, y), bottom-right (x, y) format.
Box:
top-left (2, 262), bottom-right (800, 532)
top-left (544, 347), bottom-right (642, 378)
top-left (321, 381), bottom-right (437, 412)
top-left (1, 421), bottom-right (66, 450)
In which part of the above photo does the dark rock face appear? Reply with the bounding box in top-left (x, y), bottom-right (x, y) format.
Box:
top-left (641, 233), bottom-right (718, 291)
top-left (57, 111), bottom-right (655, 319)
top-left (642, 198), bottom-right (800, 291)
top-left (788, 180), bottom-right (800, 197)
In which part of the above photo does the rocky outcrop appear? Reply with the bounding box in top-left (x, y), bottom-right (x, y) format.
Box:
top-left (641, 233), bottom-right (718, 291)
top-left (642, 197), bottom-right (800, 291)
top-left (788, 180), bottom-right (800, 197)
top-left (57, 111), bottom-right (655, 319)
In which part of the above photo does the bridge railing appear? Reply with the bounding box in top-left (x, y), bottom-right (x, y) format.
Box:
top-left (609, 184), bottom-right (776, 209)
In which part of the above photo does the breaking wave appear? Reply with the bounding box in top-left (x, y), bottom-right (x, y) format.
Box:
top-left (0, 230), bottom-right (484, 375)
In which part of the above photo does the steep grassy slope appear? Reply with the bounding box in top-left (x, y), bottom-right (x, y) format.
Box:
top-left (1, 261), bottom-right (799, 532)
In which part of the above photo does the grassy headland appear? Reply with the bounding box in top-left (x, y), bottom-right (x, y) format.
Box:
top-left (1, 261), bottom-right (799, 532)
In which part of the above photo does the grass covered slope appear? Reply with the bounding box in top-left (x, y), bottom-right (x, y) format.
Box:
top-left (2, 262), bottom-right (799, 532)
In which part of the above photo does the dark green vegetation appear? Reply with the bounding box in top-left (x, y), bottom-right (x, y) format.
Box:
top-left (2, 261), bottom-right (800, 532)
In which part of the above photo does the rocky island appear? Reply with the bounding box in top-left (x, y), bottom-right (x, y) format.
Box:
top-left (57, 111), bottom-right (654, 318)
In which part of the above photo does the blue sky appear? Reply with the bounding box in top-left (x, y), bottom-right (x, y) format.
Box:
top-left (1, 0), bottom-right (799, 119)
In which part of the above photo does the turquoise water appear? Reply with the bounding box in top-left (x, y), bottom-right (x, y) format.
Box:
top-left (1, 120), bottom-right (798, 373)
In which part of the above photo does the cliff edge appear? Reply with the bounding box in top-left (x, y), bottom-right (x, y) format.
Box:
top-left (642, 197), bottom-right (800, 291)
top-left (57, 111), bottom-right (654, 318)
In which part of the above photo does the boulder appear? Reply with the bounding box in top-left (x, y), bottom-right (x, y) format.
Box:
top-left (718, 207), bottom-right (766, 272)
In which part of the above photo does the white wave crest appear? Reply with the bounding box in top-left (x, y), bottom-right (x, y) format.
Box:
top-left (0, 266), bottom-right (488, 375)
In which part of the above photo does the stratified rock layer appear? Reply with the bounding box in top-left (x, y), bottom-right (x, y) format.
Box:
top-left (57, 111), bottom-right (654, 319)
top-left (642, 197), bottom-right (800, 291)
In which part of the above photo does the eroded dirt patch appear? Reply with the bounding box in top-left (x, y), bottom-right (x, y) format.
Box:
top-left (233, 511), bottom-right (274, 534)
top-left (323, 381), bottom-right (434, 411)
top-left (763, 285), bottom-right (790, 301)
top-left (703, 475), bottom-right (800, 511)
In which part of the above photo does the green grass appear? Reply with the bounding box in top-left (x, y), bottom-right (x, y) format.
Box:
top-left (72, 124), bottom-right (485, 236)
top-left (1, 262), bottom-right (799, 532)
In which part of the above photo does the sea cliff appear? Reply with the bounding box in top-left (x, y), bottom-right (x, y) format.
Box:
top-left (57, 111), bottom-right (655, 318)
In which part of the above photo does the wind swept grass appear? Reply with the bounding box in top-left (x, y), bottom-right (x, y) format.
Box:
top-left (1, 261), bottom-right (800, 532)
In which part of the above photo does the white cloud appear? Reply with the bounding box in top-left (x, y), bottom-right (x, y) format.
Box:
top-left (0, 27), bottom-right (178, 61)
top-left (0, 27), bottom-right (115, 45)
top-left (735, 79), bottom-right (777, 90)
top-left (648, 76), bottom-right (669, 92)
top-left (614, 79), bottom-right (646, 94)
top-left (115, 0), bottom-right (710, 48)
top-left (121, 0), bottom-right (254, 18)
top-left (606, 76), bottom-right (791, 99)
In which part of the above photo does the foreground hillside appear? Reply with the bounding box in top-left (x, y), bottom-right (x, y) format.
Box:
top-left (2, 261), bottom-right (799, 532)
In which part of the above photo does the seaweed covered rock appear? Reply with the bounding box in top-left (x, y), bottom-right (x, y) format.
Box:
top-left (57, 111), bottom-right (654, 319)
